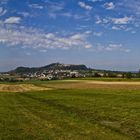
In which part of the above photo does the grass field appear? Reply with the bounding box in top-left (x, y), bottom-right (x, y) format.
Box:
top-left (0, 79), bottom-right (140, 140)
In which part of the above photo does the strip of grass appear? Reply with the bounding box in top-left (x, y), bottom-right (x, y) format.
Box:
top-left (70, 77), bottom-right (140, 81)
top-left (1, 78), bottom-right (140, 85)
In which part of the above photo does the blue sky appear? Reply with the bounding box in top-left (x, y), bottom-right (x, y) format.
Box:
top-left (0, 0), bottom-right (140, 71)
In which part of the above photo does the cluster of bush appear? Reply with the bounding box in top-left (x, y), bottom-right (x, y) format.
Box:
top-left (0, 78), bottom-right (23, 82)
top-left (93, 71), bottom-right (140, 79)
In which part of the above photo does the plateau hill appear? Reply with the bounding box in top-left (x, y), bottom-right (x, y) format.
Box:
top-left (10, 63), bottom-right (88, 74)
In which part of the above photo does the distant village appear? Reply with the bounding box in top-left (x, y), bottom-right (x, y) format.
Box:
top-left (0, 68), bottom-right (139, 82)
top-left (18, 69), bottom-right (83, 80)
top-left (1, 69), bottom-right (92, 81)
top-left (0, 63), bottom-right (139, 82)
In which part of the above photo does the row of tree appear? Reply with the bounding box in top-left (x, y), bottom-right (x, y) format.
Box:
top-left (92, 71), bottom-right (140, 79)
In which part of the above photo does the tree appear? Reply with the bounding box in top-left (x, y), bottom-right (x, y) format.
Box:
top-left (126, 72), bottom-right (132, 79)
top-left (108, 72), bottom-right (117, 78)
top-left (137, 69), bottom-right (140, 78)
top-left (94, 72), bottom-right (101, 77)
top-left (122, 73), bottom-right (125, 78)
top-left (71, 74), bottom-right (76, 78)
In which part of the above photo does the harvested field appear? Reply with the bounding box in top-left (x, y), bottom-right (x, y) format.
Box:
top-left (42, 80), bottom-right (140, 90)
top-left (64, 80), bottom-right (140, 85)
top-left (84, 80), bottom-right (140, 85)
top-left (0, 84), bottom-right (51, 92)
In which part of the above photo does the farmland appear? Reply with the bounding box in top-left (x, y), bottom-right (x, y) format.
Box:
top-left (0, 79), bottom-right (140, 140)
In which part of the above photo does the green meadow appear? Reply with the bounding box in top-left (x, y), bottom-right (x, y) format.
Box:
top-left (0, 80), bottom-right (140, 140)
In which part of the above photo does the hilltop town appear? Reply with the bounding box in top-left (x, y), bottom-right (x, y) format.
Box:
top-left (0, 63), bottom-right (139, 82)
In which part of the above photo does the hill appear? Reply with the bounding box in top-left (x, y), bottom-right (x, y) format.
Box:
top-left (10, 63), bottom-right (89, 74)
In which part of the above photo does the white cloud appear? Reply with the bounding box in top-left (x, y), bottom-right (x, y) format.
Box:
top-left (93, 32), bottom-right (103, 37)
top-left (97, 43), bottom-right (130, 52)
top-left (0, 25), bottom-right (92, 50)
top-left (18, 12), bottom-right (30, 17)
top-left (104, 2), bottom-right (115, 10)
top-left (112, 26), bottom-right (121, 30)
top-left (116, 0), bottom-right (140, 15)
top-left (105, 44), bottom-right (123, 51)
top-left (95, 16), bottom-right (110, 25)
top-left (51, 12), bottom-right (85, 20)
top-left (85, 44), bottom-right (92, 48)
top-left (47, 2), bottom-right (64, 18)
top-left (0, 7), bottom-right (7, 16)
top-left (78, 1), bottom-right (92, 10)
top-left (0, 0), bottom-right (9, 5)
top-left (95, 15), bottom-right (135, 28)
top-left (89, 0), bottom-right (102, 2)
top-left (84, 30), bottom-right (92, 34)
top-left (111, 25), bottom-right (127, 31)
top-left (111, 16), bottom-right (133, 24)
top-left (95, 16), bottom-right (102, 24)
top-left (29, 4), bottom-right (43, 9)
top-left (4, 17), bottom-right (21, 24)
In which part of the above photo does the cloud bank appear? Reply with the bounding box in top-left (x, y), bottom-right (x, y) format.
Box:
top-left (0, 24), bottom-right (92, 50)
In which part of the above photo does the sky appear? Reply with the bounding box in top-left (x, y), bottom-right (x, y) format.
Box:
top-left (0, 0), bottom-right (140, 71)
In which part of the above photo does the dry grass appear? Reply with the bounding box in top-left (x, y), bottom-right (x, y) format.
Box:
top-left (84, 80), bottom-right (140, 85)
top-left (0, 84), bottom-right (51, 92)
top-left (1, 80), bottom-right (140, 92)
top-left (42, 80), bottom-right (140, 90)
